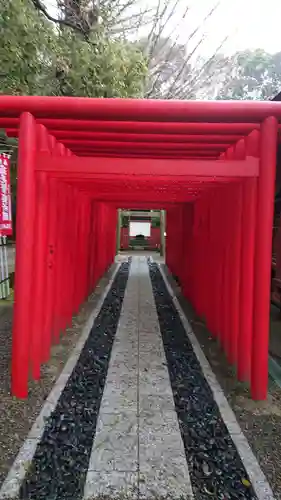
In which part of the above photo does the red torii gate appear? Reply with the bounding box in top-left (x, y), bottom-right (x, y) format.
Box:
top-left (0, 96), bottom-right (279, 400)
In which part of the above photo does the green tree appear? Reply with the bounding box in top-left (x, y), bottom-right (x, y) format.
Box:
top-left (214, 49), bottom-right (281, 100)
top-left (0, 0), bottom-right (147, 97)
top-left (174, 49), bottom-right (281, 100)
top-left (0, 0), bottom-right (56, 95)
top-left (53, 29), bottom-right (146, 97)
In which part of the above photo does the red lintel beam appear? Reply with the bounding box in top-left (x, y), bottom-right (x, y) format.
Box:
top-left (1, 95), bottom-right (281, 122)
top-left (36, 155), bottom-right (258, 177)
top-left (114, 202), bottom-right (176, 209)
top-left (5, 129), bottom-right (242, 144)
top-left (48, 173), bottom-right (232, 184)
top-left (55, 148), bottom-right (221, 156)
top-left (2, 119), bottom-right (261, 135)
top-left (67, 149), bottom-right (225, 157)
top-left (75, 156), bottom-right (219, 161)
top-left (60, 141), bottom-right (229, 151)
top-left (75, 189), bottom-right (200, 201)
top-left (71, 183), bottom-right (202, 192)
top-left (81, 193), bottom-right (199, 202)
top-left (45, 133), bottom-right (239, 144)
top-left (71, 152), bottom-right (220, 159)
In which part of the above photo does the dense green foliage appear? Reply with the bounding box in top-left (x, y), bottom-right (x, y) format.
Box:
top-left (54, 30), bottom-right (147, 98)
top-left (0, 0), bottom-right (56, 95)
top-left (210, 49), bottom-right (281, 101)
top-left (0, 0), bottom-right (147, 97)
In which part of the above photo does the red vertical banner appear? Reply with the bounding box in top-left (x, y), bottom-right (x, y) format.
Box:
top-left (0, 154), bottom-right (13, 236)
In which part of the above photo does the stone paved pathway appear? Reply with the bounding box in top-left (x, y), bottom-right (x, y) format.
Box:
top-left (85, 257), bottom-right (192, 499)
top-left (0, 257), bottom-right (275, 500)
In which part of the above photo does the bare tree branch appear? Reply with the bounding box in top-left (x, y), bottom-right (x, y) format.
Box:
top-left (30, 0), bottom-right (100, 38)
top-left (165, 34), bottom-right (206, 98)
top-left (175, 31), bottom-right (236, 100)
top-left (146, 0), bottom-right (222, 99)
top-left (148, 0), bottom-right (181, 62)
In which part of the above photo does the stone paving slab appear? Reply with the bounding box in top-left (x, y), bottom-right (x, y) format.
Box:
top-left (85, 257), bottom-right (193, 499)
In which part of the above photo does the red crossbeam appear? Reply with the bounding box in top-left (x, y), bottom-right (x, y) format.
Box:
top-left (1, 95), bottom-right (281, 122)
top-left (36, 155), bottom-right (259, 177)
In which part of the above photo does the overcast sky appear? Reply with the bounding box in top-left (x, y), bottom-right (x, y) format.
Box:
top-left (186, 0), bottom-right (281, 55)
top-left (45, 0), bottom-right (281, 56)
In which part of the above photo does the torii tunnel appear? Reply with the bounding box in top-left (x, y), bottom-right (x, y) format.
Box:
top-left (0, 96), bottom-right (280, 401)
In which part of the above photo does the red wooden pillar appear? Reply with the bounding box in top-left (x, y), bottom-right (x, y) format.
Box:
top-left (62, 184), bottom-right (73, 329)
top-left (53, 180), bottom-right (66, 338)
top-left (97, 202), bottom-right (103, 280)
top-left (30, 125), bottom-right (49, 379)
top-left (215, 186), bottom-right (225, 341)
top-left (219, 186), bottom-right (230, 348)
top-left (103, 204), bottom-right (109, 272)
top-left (238, 178), bottom-right (257, 380)
top-left (12, 113), bottom-right (37, 397)
top-left (252, 116), bottom-right (278, 400)
top-left (222, 147), bottom-right (236, 359)
top-left (64, 184), bottom-right (72, 322)
top-left (205, 190), bottom-right (216, 333)
top-left (106, 205), bottom-right (112, 268)
top-left (71, 189), bottom-right (81, 313)
top-left (43, 176), bottom-right (59, 359)
top-left (89, 199), bottom-right (97, 292)
top-left (67, 185), bottom-right (76, 323)
top-left (210, 187), bottom-right (221, 336)
top-left (104, 203), bottom-right (109, 272)
top-left (171, 205), bottom-right (181, 281)
top-left (54, 182), bottom-right (66, 341)
top-left (85, 196), bottom-right (91, 293)
top-left (188, 203), bottom-right (196, 304)
top-left (89, 201), bottom-right (96, 290)
top-left (194, 199), bottom-right (201, 315)
top-left (73, 188), bottom-right (80, 304)
top-left (198, 196), bottom-right (207, 321)
top-left (165, 209), bottom-right (173, 273)
top-left (91, 202), bottom-right (99, 288)
top-left (110, 206), bottom-right (117, 265)
top-left (77, 194), bottom-right (87, 305)
top-left (226, 182), bottom-right (242, 365)
top-left (181, 203), bottom-right (193, 301)
top-left (95, 202), bottom-right (101, 281)
top-left (167, 206), bottom-right (181, 278)
top-left (95, 202), bottom-right (103, 282)
top-left (227, 141), bottom-right (244, 365)
top-left (199, 198), bottom-right (206, 319)
top-left (195, 199), bottom-right (204, 317)
top-left (237, 131), bottom-right (259, 381)
top-left (73, 192), bottom-right (80, 311)
top-left (191, 201), bottom-right (199, 312)
top-left (79, 194), bottom-right (87, 304)
top-left (85, 197), bottom-right (92, 295)
top-left (109, 207), bottom-right (116, 264)
top-left (79, 194), bottom-right (86, 303)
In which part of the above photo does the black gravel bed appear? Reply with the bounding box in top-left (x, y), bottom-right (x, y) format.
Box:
top-left (148, 260), bottom-right (257, 500)
top-left (19, 259), bottom-right (131, 500)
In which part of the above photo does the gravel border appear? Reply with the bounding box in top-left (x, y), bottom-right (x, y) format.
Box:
top-left (0, 263), bottom-right (118, 490)
top-left (17, 260), bottom-right (131, 500)
top-left (161, 263), bottom-right (281, 500)
top-left (149, 261), bottom-right (258, 500)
